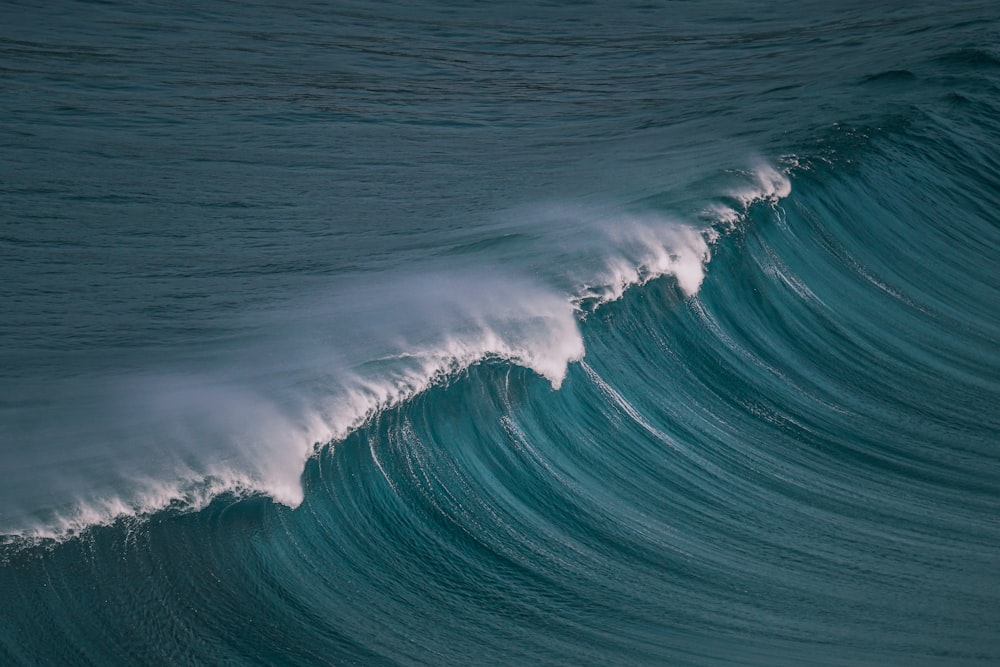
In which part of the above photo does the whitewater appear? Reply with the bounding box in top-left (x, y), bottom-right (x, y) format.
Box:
top-left (2, 1), bottom-right (999, 665)
top-left (2, 165), bottom-right (791, 541)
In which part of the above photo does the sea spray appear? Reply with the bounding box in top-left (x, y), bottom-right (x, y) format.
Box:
top-left (2, 166), bottom-right (792, 541)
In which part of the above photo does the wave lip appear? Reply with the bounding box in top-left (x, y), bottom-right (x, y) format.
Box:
top-left (1, 164), bottom-right (793, 544)
top-left (575, 164), bottom-right (792, 309)
top-left (2, 271), bottom-right (589, 543)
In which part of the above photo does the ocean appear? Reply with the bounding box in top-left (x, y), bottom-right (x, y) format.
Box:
top-left (1, 0), bottom-right (999, 664)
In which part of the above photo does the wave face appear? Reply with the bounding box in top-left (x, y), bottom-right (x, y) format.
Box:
top-left (2, 1), bottom-right (1000, 664)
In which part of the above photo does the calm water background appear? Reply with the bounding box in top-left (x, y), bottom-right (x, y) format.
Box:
top-left (2, 1), bottom-right (999, 664)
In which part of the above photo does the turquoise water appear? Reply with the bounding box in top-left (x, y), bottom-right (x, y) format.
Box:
top-left (2, 1), bottom-right (999, 664)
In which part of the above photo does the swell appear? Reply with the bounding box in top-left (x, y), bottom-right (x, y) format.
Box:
top-left (3, 101), bottom-right (1000, 664)
top-left (10, 13), bottom-right (997, 548)
top-left (0, 162), bottom-right (792, 543)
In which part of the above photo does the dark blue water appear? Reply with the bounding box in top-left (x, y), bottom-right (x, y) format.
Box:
top-left (2, 1), bottom-right (999, 664)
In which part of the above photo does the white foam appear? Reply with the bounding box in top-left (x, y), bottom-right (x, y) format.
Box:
top-left (305, 283), bottom-right (586, 446)
top-left (704, 163), bottom-right (793, 231)
top-left (3, 163), bottom-right (792, 543)
top-left (573, 219), bottom-right (715, 305)
top-left (2, 273), bottom-right (587, 543)
top-left (6, 473), bottom-right (244, 543)
top-left (567, 165), bottom-right (792, 310)
top-left (733, 163), bottom-right (793, 207)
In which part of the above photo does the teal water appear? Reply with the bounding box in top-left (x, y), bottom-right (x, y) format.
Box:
top-left (2, 1), bottom-right (999, 664)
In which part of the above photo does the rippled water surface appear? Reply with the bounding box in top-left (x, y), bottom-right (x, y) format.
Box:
top-left (2, 1), bottom-right (999, 664)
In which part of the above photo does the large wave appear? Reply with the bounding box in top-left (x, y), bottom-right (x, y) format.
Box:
top-left (1, 163), bottom-right (792, 542)
top-left (3, 9), bottom-right (1000, 661)
top-left (3, 116), bottom-right (999, 663)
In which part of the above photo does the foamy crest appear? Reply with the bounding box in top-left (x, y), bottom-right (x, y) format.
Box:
top-left (8, 475), bottom-right (250, 543)
top-left (739, 163), bottom-right (792, 205)
top-left (566, 164), bottom-right (792, 309)
top-left (3, 163), bottom-right (792, 544)
top-left (2, 383), bottom-right (337, 542)
top-left (575, 217), bottom-right (717, 306)
top-left (706, 163), bottom-right (793, 230)
top-left (307, 284), bottom-right (585, 445)
top-left (1, 274), bottom-right (586, 544)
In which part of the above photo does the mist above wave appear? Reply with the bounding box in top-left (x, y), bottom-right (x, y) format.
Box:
top-left (2, 164), bottom-right (791, 541)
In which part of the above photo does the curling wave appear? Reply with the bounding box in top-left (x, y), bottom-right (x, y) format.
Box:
top-left (1, 165), bottom-right (791, 542)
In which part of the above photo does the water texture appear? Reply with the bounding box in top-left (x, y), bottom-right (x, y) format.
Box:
top-left (1, 1), bottom-right (999, 664)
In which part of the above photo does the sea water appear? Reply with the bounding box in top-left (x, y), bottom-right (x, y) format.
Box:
top-left (2, 1), bottom-right (999, 664)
